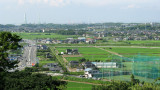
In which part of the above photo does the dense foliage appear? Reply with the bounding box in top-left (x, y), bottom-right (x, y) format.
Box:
top-left (0, 32), bottom-right (22, 71)
top-left (0, 32), bottom-right (67, 90)
top-left (4, 71), bottom-right (67, 90)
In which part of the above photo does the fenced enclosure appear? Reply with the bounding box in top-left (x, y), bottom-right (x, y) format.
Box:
top-left (93, 54), bottom-right (160, 82)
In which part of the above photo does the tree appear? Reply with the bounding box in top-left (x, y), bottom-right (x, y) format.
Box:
top-left (0, 32), bottom-right (21, 89)
top-left (79, 58), bottom-right (86, 63)
top-left (0, 32), bottom-right (22, 72)
top-left (131, 74), bottom-right (140, 85)
top-left (0, 32), bottom-right (67, 90)
top-left (4, 71), bottom-right (67, 90)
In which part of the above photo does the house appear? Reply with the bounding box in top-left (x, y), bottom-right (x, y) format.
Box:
top-left (78, 37), bottom-right (86, 42)
top-left (43, 63), bottom-right (62, 72)
top-left (72, 49), bottom-right (79, 55)
top-left (83, 62), bottom-right (96, 69)
top-left (8, 56), bottom-right (18, 61)
top-left (67, 38), bottom-right (74, 40)
top-left (37, 45), bottom-right (48, 50)
top-left (46, 40), bottom-right (52, 44)
top-left (91, 62), bottom-right (117, 68)
top-left (69, 61), bottom-right (79, 68)
top-left (46, 53), bottom-right (52, 58)
top-left (66, 49), bottom-right (79, 55)
top-left (113, 37), bottom-right (123, 42)
top-left (85, 70), bottom-right (100, 78)
top-left (86, 38), bottom-right (96, 44)
top-left (76, 66), bottom-right (84, 72)
top-left (66, 49), bottom-right (72, 55)
top-left (43, 63), bottom-right (58, 68)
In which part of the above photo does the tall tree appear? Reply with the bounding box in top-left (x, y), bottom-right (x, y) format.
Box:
top-left (0, 32), bottom-right (21, 89)
top-left (0, 32), bottom-right (22, 72)
top-left (0, 32), bottom-right (67, 90)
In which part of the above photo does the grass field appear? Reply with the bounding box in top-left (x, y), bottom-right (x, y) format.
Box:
top-left (56, 47), bottom-right (111, 61)
top-left (14, 32), bottom-right (79, 40)
top-left (101, 47), bottom-right (160, 57)
top-left (39, 60), bottom-right (55, 66)
top-left (67, 82), bottom-right (92, 90)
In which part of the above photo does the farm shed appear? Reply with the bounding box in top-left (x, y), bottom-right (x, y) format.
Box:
top-left (91, 62), bottom-right (117, 68)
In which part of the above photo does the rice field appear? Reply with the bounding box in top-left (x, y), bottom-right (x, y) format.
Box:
top-left (14, 32), bottom-right (79, 40)
top-left (56, 47), bottom-right (111, 61)
top-left (101, 47), bottom-right (160, 57)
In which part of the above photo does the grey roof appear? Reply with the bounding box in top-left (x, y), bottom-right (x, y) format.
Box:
top-left (43, 63), bottom-right (58, 68)
top-left (70, 61), bottom-right (79, 63)
top-left (49, 67), bottom-right (62, 71)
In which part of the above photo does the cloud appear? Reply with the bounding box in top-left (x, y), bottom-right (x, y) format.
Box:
top-left (17, 0), bottom-right (68, 7)
top-left (14, 0), bottom-right (159, 7)
top-left (18, 0), bottom-right (24, 5)
top-left (43, 0), bottom-right (48, 3)
top-left (127, 4), bottom-right (136, 8)
top-left (50, 0), bottom-right (66, 7)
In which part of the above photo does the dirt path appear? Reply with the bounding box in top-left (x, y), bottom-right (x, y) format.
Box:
top-left (62, 55), bottom-right (68, 63)
top-left (96, 47), bottom-right (123, 57)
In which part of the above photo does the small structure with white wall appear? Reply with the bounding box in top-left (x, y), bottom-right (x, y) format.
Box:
top-left (91, 62), bottom-right (117, 68)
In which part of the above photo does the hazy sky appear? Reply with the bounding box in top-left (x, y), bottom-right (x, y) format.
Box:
top-left (0, 0), bottom-right (160, 24)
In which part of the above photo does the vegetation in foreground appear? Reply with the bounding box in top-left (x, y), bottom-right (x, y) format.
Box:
top-left (0, 32), bottom-right (67, 90)
top-left (1, 32), bottom-right (160, 90)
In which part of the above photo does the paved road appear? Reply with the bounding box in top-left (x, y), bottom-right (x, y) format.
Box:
top-left (17, 40), bottom-right (37, 70)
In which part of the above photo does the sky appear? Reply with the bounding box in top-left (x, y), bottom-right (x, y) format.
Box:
top-left (0, 0), bottom-right (160, 24)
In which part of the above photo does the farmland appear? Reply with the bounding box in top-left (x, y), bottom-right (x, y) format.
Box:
top-left (54, 46), bottom-right (160, 62)
top-left (55, 47), bottom-right (111, 61)
top-left (14, 32), bottom-right (79, 40)
top-left (101, 47), bottom-right (160, 57)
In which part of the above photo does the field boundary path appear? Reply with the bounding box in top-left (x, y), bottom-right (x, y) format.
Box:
top-left (96, 47), bottom-right (123, 57)
top-left (50, 46), bottom-right (77, 72)
top-left (54, 46), bottom-right (160, 49)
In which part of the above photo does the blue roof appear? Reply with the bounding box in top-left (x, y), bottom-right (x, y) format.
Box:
top-left (84, 68), bottom-right (92, 72)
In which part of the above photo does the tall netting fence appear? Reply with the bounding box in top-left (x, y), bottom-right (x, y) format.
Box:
top-left (92, 55), bottom-right (160, 82)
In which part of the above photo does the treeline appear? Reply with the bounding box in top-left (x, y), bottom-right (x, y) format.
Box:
top-left (1, 23), bottom-right (160, 30)
top-left (1, 69), bottom-right (67, 90)
top-left (44, 29), bottom-right (87, 35)
top-left (92, 74), bottom-right (160, 90)
top-left (118, 24), bottom-right (160, 31)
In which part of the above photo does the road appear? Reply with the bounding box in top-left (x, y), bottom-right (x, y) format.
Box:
top-left (17, 39), bottom-right (37, 70)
